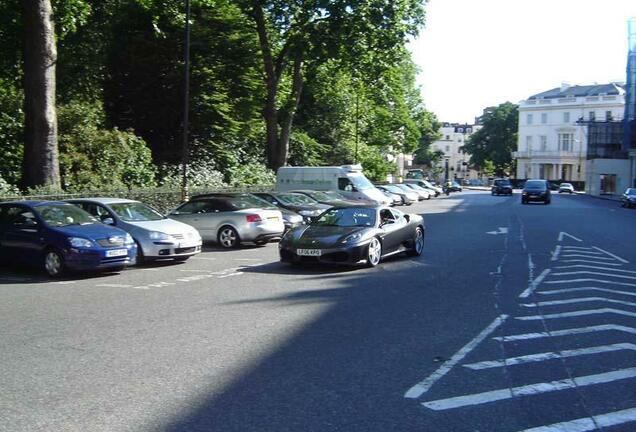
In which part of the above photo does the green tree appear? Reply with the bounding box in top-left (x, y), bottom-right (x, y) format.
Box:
top-left (462, 102), bottom-right (518, 177)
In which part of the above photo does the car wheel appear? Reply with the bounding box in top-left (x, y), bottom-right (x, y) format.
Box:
top-left (545, 199), bottom-right (551, 205)
top-left (491, 191), bottom-right (495, 196)
top-left (366, 237), bottom-right (382, 267)
top-left (407, 227), bottom-right (424, 257)
top-left (218, 226), bottom-right (240, 248)
top-left (621, 201), bottom-right (627, 208)
top-left (44, 249), bottom-right (65, 277)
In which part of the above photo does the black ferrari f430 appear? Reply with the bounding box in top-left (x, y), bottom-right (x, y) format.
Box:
top-left (278, 206), bottom-right (425, 267)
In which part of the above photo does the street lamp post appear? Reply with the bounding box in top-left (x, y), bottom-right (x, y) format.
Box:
top-left (180, 0), bottom-right (192, 201)
top-left (444, 156), bottom-right (450, 182)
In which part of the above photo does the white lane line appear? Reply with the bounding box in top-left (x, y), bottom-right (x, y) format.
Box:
top-left (190, 257), bottom-right (217, 261)
top-left (179, 269), bottom-right (216, 273)
top-left (519, 269), bottom-right (551, 298)
top-left (522, 297), bottom-right (636, 308)
top-left (561, 250), bottom-right (605, 256)
top-left (234, 258), bottom-right (262, 261)
top-left (422, 367), bottom-right (636, 411)
top-left (96, 283), bottom-right (133, 288)
top-left (562, 246), bottom-right (596, 251)
top-left (55, 281), bottom-right (76, 285)
top-left (593, 246), bottom-right (629, 264)
top-left (493, 325), bottom-right (636, 342)
top-left (558, 232), bottom-right (583, 242)
top-left (555, 265), bottom-right (636, 274)
top-left (544, 278), bottom-right (636, 287)
top-left (516, 308), bottom-right (636, 321)
top-left (218, 272), bottom-right (244, 278)
top-left (463, 343), bottom-right (636, 370)
top-left (519, 407), bottom-right (636, 432)
top-left (552, 271), bottom-right (636, 280)
top-left (550, 246), bottom-right (562, 262)
top-left (539, 287), bottom-right (636, 298)
top-left (561, 254), bottom-right (616, 260)
top-left (140, 268), bottom-right (160, 272)
top-left (404, 315), bottom-right (508, 399)
top-left (560, 260), bottom-right (623, 266)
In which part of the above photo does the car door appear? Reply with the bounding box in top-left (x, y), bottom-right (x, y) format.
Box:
top-left (378, 208), bottom-right (404, 253)
top-left (169, 200), bottom-right (215, 241)
top-left (0, 205), bottom-right (45, 266)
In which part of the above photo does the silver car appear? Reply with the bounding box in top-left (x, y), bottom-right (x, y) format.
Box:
top-left (68, 198), bottom-right (202, 263)
top-left (168, 194), bottom-right (285, 248)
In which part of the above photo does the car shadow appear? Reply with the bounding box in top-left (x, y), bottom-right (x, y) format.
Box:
top-left (0, 265), bottom-right (133, 285)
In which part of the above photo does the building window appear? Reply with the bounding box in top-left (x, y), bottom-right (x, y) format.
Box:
top-left (525, 136), bottom-right (533, 151)
top-left (558, 133), bottom-right (573, 151)
top-left (458, 128), bottom-right (464, 133)
top-left (445, 135), bottom-right (450, 140)
top-left (589, 111), bottom-right (596, 121)
top-left (445, 145), bottom-right (450, 152)
top-left (563, 112), bottom-right (570, 123)
top-left (466, 128), bottom-right (472, 133)
top-left (457, 147), bottom-right (462, 153)
top-left (526, 114), bottom-right (533, 125)
top-left (605, 111), bottom-right (613, 121)
top-left (541, 113), bottom-right (548, 124)
top-left (540, 135), bottom-right (547, 151)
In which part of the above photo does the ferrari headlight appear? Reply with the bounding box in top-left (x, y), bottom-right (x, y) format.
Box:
top-left (149, 231), bottom-right (171, 241)
top-left (341, 232), bottom-right (364, 244)
top-left (69, 237), bottom-right (94, 248)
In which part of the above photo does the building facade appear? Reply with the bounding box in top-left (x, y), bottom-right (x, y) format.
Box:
top-left (514, 83), bottom-right (625, 187)
top-left (430, 123), bottom-right (482, 181)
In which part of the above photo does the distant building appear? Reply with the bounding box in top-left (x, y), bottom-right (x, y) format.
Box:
top-left (514, 83), bottom-right (626, 188)
top-left (430, 123), bottom-right (482, 181)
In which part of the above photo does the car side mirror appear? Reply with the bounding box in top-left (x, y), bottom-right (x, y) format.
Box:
top-left (102, 217), bottom-right (115, 225)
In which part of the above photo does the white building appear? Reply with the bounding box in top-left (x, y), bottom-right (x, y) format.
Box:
top-left (430, 123), bottom-right (482, 181)
top-left (514, 83), bottom-right (625, 185)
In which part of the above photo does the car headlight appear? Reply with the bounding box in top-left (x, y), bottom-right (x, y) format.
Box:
top-left (299, 210), bottom-right (321, 217)
top-left (149, 231), bottom-right (171, 241)
top-left (68, 237), bottom-right (94, 248)
top-left (341, 232), bottom-right (364, 244)
top-left (124, 233), bottom-right (135, 245)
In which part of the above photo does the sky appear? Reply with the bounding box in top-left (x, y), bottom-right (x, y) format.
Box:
top-left (409, 0), bottom-right (636, 124)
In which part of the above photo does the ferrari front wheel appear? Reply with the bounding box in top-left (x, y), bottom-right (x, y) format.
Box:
top-left (366, 237), bottom-right (382, 267)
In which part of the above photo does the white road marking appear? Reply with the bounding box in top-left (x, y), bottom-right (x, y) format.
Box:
top-left (560, 259), bottom-right (623, 266)
top-left (140, 268), bottom-right (160, 271)
top-left (593, 246), bottom-right (629, 264)
top-left (554, 265), bottom-right (636, 274)
top-left (560, 250), bottom-right (605, 256)
top-left (562, 246), bottom-right (596, 251)
top-left (552, 271), bottom-right (636, 280)
top-left (538, 287), bottom-right (636, 298)
top-left (519, 407), bottom-right (636, 432)
top-left (218, 272), bottom-right (244, 278)
top-left (516, 308), bottom-right (636, 321)
top-left (463, 343), bottom-right (636, 370)
top-left (561, 254), bottom-right (615, 260)
top-left (55, 281), bottom-right (76, 285)
top-left (96, 283), bottom-right (133, 288)
top-left (422, 367), bottom-right (636, 411)
top-left (404, 315), bottom-right (508, 399)
top-left (486, 227), bottom-right (508, 235)
top-left (179, 269), bottom-right (216, 273)
top-left (558, 232), bottom-right (583, 242)
top-left (522, 297), bottom-right (636, 308)
top-left (234, 258), bottom-right (262, 261)
top-left (519, 269), bottom-right (551, 298)
top-left (493, 325), bottom-right (636, 342)
top-left (550, 246), bottom-right (562, 261)
top-left (190, 257), bottom-right (217, 260)
top-left (544, 278), bottom-right (636, 287)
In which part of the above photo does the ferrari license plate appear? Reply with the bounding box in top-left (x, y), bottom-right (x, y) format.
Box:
top-left (297, 249), bottom-right (322, 256)
top-left (106, 249), bottom-right (128, 258)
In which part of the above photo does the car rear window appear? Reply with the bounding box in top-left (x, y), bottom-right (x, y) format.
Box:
top-left (525, 180), bottom-right (546, 188)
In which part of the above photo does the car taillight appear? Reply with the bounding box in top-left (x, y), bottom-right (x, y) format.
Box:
top-left (246, 214), bottom-right (262, 223)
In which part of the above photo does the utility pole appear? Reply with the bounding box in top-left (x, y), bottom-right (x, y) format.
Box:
top-left (180, 0), bottom-right (192, 201)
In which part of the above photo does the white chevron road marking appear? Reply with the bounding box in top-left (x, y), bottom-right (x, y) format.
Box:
top-left (554, 265), bottom-right (636, 274)
top-left (521, 297), bottom-right (636, 308)
top-left (538, 287), bottom-right (636, 298)
top-left (516, 308), bottom-right (636, 321)
top-left (518, 407), bottom-right (636, 432)
top-left (519, 269), bottom-right (551, 298)
top-left (544, 278), bottom-right (636, 287)
top-left (593, 246), bottom-right (629, 264)
top-left (551, 271), bottom-right (636, 280)
top-left (560, 260), bottom-right (623, 266)
top-left (493, 324), bottom-right (636, 342)
top-left (561, 254), bottom-right (616, 260)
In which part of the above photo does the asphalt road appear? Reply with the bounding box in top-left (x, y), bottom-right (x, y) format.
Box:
top-left (1, 191), bottom-right (635, 432)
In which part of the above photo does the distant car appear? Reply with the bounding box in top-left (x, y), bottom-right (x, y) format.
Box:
top-left (521, 179), bottom-right (551, 204)
top-left (67, 198), bottom-right (202, 263)
top-left (252, 192), bottom-right (330, 222)
top-left (168, 194), bottom-right (285, 248)
top-left (376, 185), bottom-right (417, 205)
top-left (378, 189), bottom-right (403, 206)
top-left (394, 183), bottom-right (430, 200)
top-left (448, 181), bottom-right (463, 192)
top-left (290, 190), bottom-right (363, 207)
top-left (621, 188), bottom-right (636, 208)
top-left (402, 183), bottom-right (432, 200)
top-left (404, 179), bottom-right (442, 196)
top-left (279, 206), bottom-right (425, 267)
top-left (491, 179), bottom-right (513, 196)
top-left (0, 201), bottom-right (136, 276)
top-left (248, 195), bottom-right (304, 232)
top-left (558, 183), bottom-right (575, 194)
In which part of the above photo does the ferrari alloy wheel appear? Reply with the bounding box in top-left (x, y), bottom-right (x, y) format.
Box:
top-left (366, 237), bottom-right (382, 267)
top-left (408, 227), bottom-right (424, 257)
top-left (44, 249), bottom-right (64, 277)
top-left (218, 226), bottom-right (240, 248)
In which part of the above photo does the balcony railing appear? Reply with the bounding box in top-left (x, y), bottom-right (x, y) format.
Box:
top-left (513, 150), bottom-right (582, 158)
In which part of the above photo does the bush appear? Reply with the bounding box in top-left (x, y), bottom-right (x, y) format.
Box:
top-left (157, 159), bottom-right (226, 190)
top-left (0, 80), bottom-right (24, 185)
top-left (228, 162), bottom-right (275, 187)
top-left (0, 176), bottom-right (18, 195)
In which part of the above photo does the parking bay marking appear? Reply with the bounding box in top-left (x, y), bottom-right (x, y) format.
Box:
top-left (560, 260), bottom-right (623, 266)
top-left (560, 254), bottom-right (616, 261)
top-left (521, 296), bottom-right (636, 308)
top-left (421, 367), bottom-right (636, 411)
top-left (463, 343), bottom-right (636, 370)
top-left (493, 324), bottom-right (636, 342)
top-left (518, 407), bottom-right (636, 432)
top-left (519, 269), bottom-right (551, 298)
top-left (544, 278), bottom-right (636, 288)
top-left (552, 271), bottom-right (636, 280)
top-left (538, 287), bottom-right (636, 298)
top-left (516, 308), bottom-right (636, 321)
top-left (554, 265), bottom-right (636, 274)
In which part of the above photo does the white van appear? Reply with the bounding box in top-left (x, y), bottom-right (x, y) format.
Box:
top-left (276, 165), bottom-right (392, 205)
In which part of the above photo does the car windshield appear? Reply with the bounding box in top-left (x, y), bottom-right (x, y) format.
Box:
top-left (35, 204), bottom-right (98, 227)
top-left (312, 208), bottom-right (376, 227)
top-left (305, 191), bottom-right (331, 201)
top-left (525, 180), bottom-right (546, 188)
top-left (249, 195), bottom-right (277, 209)
top-left (561, 183), bottom-right (573, 187)
top-left (626, 188), bottom-right (636, 195)
top-left (110, 202), bottom-right (164, 221)
top-left (495, 180), bottom-right (511, 186)
top-left (227, 195), bottom-right (273, 210)
top-left (349, 174), bottom-right (374, 190)
top-left (277, 193), bottom-right (317, 205)
top-left (382, 185), bottom-right (402, 194)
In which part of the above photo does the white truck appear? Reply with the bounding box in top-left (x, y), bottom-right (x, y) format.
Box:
top-left (276, 165), bottom-right (392, 205)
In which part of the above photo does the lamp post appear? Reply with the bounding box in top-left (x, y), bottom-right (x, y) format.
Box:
top-left (444, 156), bottom-right (450, 183)
top-left (180, 0), bottom-right (192, 201)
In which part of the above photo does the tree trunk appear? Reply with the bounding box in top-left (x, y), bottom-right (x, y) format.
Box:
top-left (276, 51), bottom-right (304, 169)
top-left (22, 0), bottom-right (60, 189)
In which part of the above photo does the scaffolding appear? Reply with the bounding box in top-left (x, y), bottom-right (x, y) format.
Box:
top-left (624, 18), bottom-right (636, 151)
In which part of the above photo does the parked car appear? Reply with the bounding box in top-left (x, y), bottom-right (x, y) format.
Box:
top-left (375, 185), bottom-right (417, 205)
top-left (248, 195), bottom-right (304, 232)
top-left (279, 205), bottom-right (424, 267)
top-left (168, 194), bottom-right (284, 248)
top-left (252, 192), bottom-right (330, 222)
top-left (379, 189), bottom-right (403, 206)
top-left (400, 183), bottom-right (432, 200)
top-left (0, 201), bottom-right (136, 276)
top-left (558, 183), bottom-right (575, 194)
top-left (521, 179), bottom-right (551, 204)
top-left (67, 198), bottom-right (202, 263)
top-left (621, 188), bottom-right (636, 208)
top-left (404, 179), bottom-right (442, 196)
top-left (290, 189), bottom-right (363, 207)
top-left (491, 179), bottom-right (513, 196)
top-left (447, 181), bottom-right (463, 192)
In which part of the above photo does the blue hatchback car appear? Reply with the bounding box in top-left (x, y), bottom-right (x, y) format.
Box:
top-left (0, 201), bottom-right (137, 276)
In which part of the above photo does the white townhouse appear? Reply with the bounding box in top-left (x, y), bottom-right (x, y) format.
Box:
top-left (430, 123), bottom-right (482, 181)
top-left (514, 83), bottom-right (625, 185)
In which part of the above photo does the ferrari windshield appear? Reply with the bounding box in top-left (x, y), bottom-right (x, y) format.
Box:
top-left (312, 208), bottom-right (376, 227)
